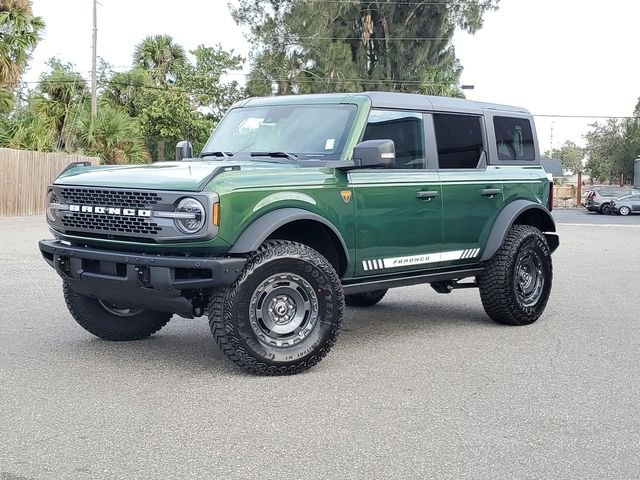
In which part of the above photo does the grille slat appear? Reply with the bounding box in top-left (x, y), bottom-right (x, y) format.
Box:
top-left (60, 188), bottom-right (162, 208)
top-left (57, 187), bottom-right (164, 239)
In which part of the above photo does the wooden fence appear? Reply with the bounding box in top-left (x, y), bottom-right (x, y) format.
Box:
top-left (0, 148), bottom-right (100, 217)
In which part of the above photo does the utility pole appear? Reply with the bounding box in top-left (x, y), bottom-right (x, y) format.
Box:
top-left (91, 0), bottom-right (98, 121)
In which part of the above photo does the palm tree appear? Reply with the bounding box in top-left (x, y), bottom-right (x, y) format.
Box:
top-left (71, 105), bottom-right (149, 165)
top-left (133, 34), bottom-right (186, 85)
top-left (133, 35), bottom-right (187, 161)
top-left (0, 0), bottom-right (45, 88)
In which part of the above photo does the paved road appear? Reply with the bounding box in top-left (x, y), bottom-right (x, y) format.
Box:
top-left (1, 217), bottom-right (639, 480)
top-left (553, 207), bottom-right (640, 225)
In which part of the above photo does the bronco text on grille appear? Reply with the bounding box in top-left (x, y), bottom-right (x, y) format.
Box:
top-left (55, 187), bottom-right (163, 238)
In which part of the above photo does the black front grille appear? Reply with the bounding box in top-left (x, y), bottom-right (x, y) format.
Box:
top-left (61, 212), bottom-right (162, 235)
top-left (60, 188), bottom-right (162, 208)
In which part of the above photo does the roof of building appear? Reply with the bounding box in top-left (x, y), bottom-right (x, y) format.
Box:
top-left (542, 157), bottom-right (565, 177)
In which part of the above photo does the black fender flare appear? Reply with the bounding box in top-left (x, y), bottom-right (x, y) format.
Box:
top-left (227, 208), bottom-right (350, 262)
top-left (481, 200), bottom-right (558, 262)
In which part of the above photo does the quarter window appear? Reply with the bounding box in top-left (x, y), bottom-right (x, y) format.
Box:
top-left (493, 116), bottom-right (535, 161)
top-left (362, 110), bottom-right (425, 169)
top-left (434, 114), bottom-right (484, 169)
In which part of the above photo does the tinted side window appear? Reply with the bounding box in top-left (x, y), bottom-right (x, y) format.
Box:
top-left (493, 116), bottom-right (535, 161)
top-left (362, 110), bottom-right (425, 169)
top-left (433, 114), bottom-right (483, 169)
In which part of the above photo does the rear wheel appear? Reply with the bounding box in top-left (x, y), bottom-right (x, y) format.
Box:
top-left (345, 289), bottom-right (387, 307)
top-left (208, 240), bottom-right (344, 375)
top-left (63, 283), bottom-right (171, 340)
top-left (477, 225), bottom-right (552, 326)
top-left (619, 206), bottom-right (631, 216)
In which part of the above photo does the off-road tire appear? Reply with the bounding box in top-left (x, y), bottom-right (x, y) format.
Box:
top-left (63, 283), bottom-right (171, 340)
top-left (208, 240), bottom-right (344, 376)
top-left (477, 225), bottom-right (552, 326)
top-left (345, 289), bottom-right (388, 307)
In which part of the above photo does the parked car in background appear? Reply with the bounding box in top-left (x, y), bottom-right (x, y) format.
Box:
top-left (586, 187), bottom-right (640, 213)
top-left (610, 194), bottom-right (640, 216)
top-left (581, 185), bottom-right (608, 206)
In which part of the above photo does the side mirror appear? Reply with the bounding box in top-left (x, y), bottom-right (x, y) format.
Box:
top-left (352, 139), bottom-right (395, 168)
top-left (175, 140), bottom-right (193, 162)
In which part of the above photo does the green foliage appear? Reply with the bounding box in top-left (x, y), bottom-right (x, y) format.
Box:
top-left (0, 0), bottom-right (45, 88)
top-left (0, 107), bottom-right (56, 150)
top-left (232, 0), bottom-right (498, 96)
top-left (585, 100), bottom-right (640, 182)
top-left (70, 105), bottom-right (148, 165)
top-left (133, 34), bottom-right (186, 86)
top-left (552, 141), bottom-right (585, 174)
top-left (99, 39), bottom-right (244, 161)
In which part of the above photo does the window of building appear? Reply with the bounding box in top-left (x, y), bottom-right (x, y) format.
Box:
top-left (362, 110), bottom-right (425, 169)
top-left (433, 114), bottom-right (484, 169)
top-left (493, 116), bottom-right (535, 161)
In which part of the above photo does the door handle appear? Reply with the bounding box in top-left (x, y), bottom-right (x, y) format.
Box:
top-left (480, 188), bottom-right (501, 197)
top-left (415, 190), bottom-right (439, 200)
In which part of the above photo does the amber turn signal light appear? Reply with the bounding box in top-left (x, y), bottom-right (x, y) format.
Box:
top-left (212, 202), bottom-right (220, 226)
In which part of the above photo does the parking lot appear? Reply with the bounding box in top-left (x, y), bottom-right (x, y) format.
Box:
top-left (1, 212), bottom-right (639, 480)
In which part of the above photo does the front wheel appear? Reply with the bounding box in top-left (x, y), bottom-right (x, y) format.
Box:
top-left (619, 206), bottom-right (631, 216)
top-left (599, 203), bottom-right (611, 214)
top-left (477, 225), bottom-right (552, 326)
top-left (208, 241), bottom-right (344, 375)
top-left (63, 283), bottom-right (171, 340)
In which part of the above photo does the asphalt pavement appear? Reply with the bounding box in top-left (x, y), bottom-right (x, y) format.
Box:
top-left (0, 214), bottom-right (639, 480)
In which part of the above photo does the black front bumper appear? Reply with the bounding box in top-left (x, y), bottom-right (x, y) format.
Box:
top-left (39, 240), bottom-right (246, 316)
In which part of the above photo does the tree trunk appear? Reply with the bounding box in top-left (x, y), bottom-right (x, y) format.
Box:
top-left (157, 139), bottom-right (165, 162)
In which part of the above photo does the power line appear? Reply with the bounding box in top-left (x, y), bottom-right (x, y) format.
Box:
top-left (15, 79), bottom-right (639, 120)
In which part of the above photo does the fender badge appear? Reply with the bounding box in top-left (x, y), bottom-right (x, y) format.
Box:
top-left (340, 191), bottom-right (352, 204)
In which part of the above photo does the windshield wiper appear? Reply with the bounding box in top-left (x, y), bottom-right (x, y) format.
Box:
top-left (250, 151), bottom-right (298, 161)
top-left (201, 151), bottom-right (233, 159)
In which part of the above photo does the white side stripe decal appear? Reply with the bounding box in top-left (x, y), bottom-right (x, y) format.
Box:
top-left (361, 248), bottom-right (481, 271)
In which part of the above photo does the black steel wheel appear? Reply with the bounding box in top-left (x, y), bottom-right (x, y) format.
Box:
top-left (208, 240), bottom-right (344, 375)
top-left (63, 283), bottom-right (171, 340)
top-left (345, 289), bottom-right (388, 307)
top-left (477, 225), bottom-right (553, 326)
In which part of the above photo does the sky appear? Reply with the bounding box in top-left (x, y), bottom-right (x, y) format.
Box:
top-left (25, 0), bottom-right (640, 154)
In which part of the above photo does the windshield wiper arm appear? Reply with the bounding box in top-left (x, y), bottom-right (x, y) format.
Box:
top-left (250, 151), bottom-right (298, 161)
top-left (201, 151), bottom-right (233, 159)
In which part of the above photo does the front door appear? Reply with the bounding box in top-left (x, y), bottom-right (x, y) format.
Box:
top-left (349, 110), bottom-right (443, 277)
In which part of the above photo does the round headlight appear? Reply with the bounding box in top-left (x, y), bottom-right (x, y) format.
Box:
top-left (46, 190), bottom-right (58, 223)
top-left (174, 197), bottom-right (205, 234)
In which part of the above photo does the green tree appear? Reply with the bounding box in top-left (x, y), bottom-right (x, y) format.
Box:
top-left (554, 141), bottom-right (585, 174)
top-left (0, 0), bottom-right (44, 112)
top-left (232, 0), bottom-right (498, 96)
top-left (29, 59), bottom-right (88, 150)
top-left (70, 105), bottom-right (148, 164)
top-left (133, 35), bottom-right (187, 160)
top-left (585, 106), bottom-right (640, 184)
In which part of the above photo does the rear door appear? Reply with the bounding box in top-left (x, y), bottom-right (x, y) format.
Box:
top-left (434, 113), bottom-right (504, 267)
top-left (349, 110), bottom-right (443, 277)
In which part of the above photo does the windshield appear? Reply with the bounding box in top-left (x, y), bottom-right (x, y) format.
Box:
top-left (202, 104), bottom-right (357, 160)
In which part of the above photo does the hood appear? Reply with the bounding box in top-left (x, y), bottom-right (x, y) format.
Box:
top-left (54, 160), bottom-right (296, 191)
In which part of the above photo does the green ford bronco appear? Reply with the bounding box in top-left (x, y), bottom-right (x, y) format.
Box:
top-left (40, 92), bottom-right (559, 375)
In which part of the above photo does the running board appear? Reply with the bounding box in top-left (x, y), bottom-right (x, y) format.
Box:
top-left (342, 268), bottom-right (484, 295)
